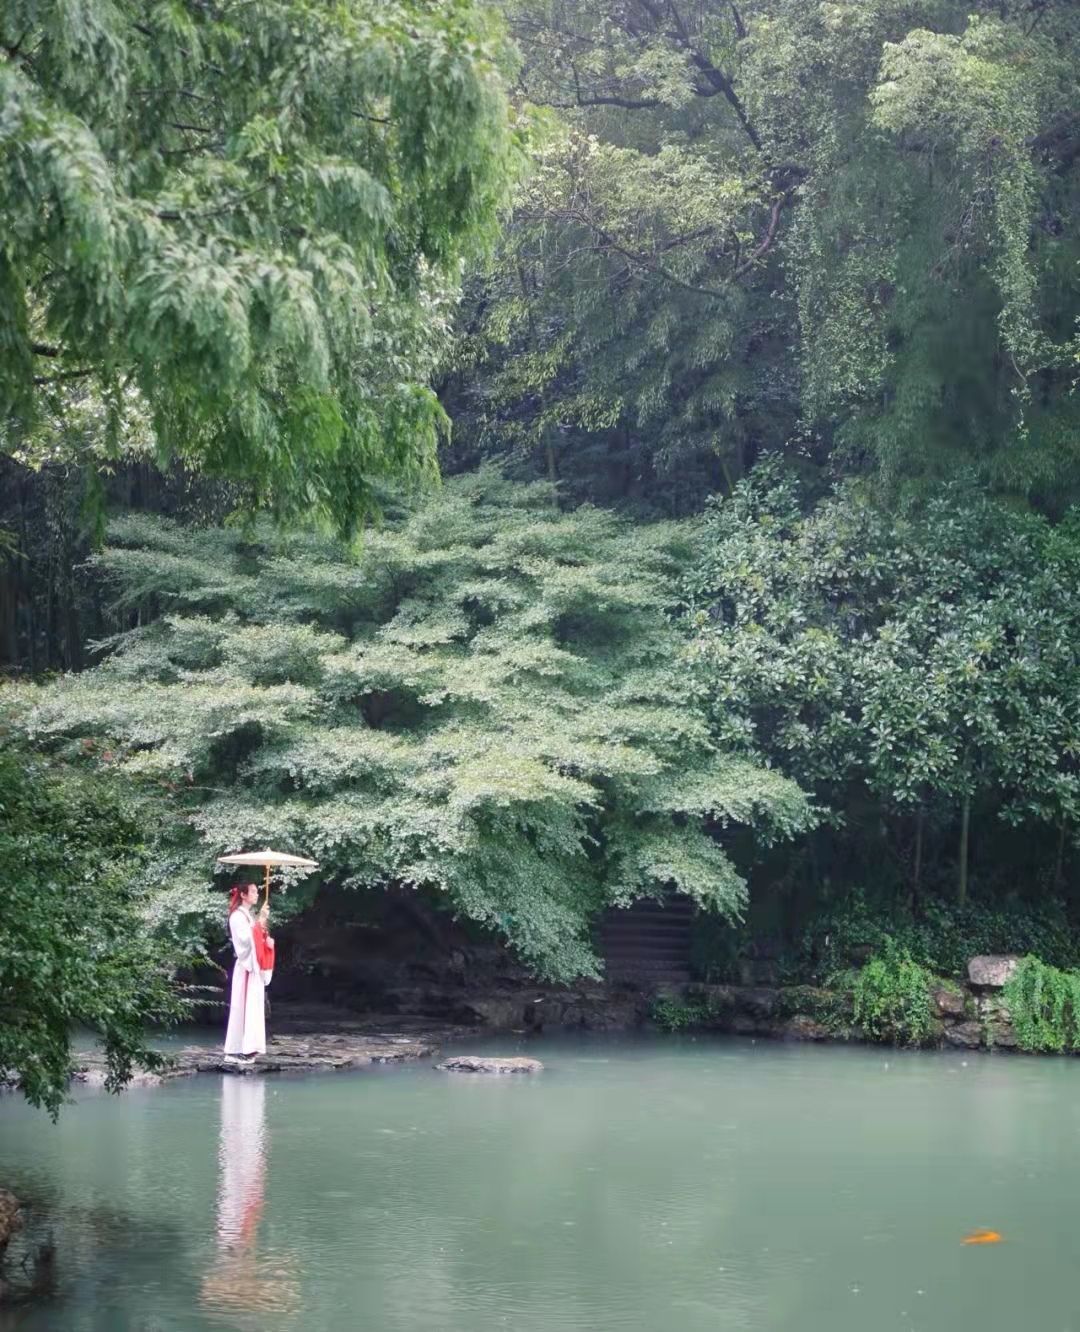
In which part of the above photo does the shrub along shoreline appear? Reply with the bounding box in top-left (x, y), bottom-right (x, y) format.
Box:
top-left (650, 951), bottom-right (1080, 1056)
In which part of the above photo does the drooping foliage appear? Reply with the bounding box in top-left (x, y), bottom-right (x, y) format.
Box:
top-left (10, 471), bottom-right (812, 979)
top-left (683, 463), bottom-right (1080, 905)
top-left (0, 0), bottom-right (521, 531)
top-left (445, 0), bottom-right (1080, 510)
top-left (0, 738), bottom-right (198, 1117)
top-left (850, 937), bottom-right (937, 1048)
top-left (1003, 955), bottom-right (1080, 1053)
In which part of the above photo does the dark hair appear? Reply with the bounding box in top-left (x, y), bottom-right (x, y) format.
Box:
top-left (228, 883), bottom-right (256, 913)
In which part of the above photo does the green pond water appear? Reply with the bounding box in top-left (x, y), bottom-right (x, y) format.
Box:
top-left (3, 1035), bottom-right (1080, 1332)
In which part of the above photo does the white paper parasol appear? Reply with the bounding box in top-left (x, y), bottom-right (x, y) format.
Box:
top-left (216, 848), bottom-right (318, 908)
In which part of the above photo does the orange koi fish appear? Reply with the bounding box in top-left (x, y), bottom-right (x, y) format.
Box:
top-left (961, 1230), bottom-right (1003, 1245)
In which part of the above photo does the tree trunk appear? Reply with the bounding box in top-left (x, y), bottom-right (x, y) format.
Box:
top-left (1055, 820), bottom-right (1066, 892)
top-left (957, 794), bottom-right (971, 906)
top-left (911, 804), bottom-right (924, 913)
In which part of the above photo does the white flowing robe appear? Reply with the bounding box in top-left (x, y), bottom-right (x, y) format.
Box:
top-left (224, 907), bottom-right (267, 1055)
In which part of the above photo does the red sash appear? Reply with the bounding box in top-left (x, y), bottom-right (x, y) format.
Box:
top-left (253, 922), bottom-right (275, 971)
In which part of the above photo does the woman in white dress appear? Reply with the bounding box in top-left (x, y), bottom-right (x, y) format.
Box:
top-left (224, 884), bottom-right (271, 1061)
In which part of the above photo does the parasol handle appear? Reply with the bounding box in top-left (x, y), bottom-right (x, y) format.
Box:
top-left (264, 863), bottom-right (270, 912)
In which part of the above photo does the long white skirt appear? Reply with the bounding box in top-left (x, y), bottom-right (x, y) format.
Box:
top-left (223, 962), bottom-right (267, 1055)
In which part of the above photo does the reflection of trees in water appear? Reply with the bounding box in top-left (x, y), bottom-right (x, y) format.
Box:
top-left (0, 1170), bottom-right (56, 1311)
top-left (0, 1235), bottom-right (56, 1330)
top-left (199, 1077), bottom-right (301, 1327)
top-left (0, 1168), bottom-right (203, 1328)
top-left (1, 1078), bottom-right (302, 1329)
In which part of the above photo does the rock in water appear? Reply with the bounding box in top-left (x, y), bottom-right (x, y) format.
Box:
top-left (967, 956), bottom-right (1020, 988)
top-left (0, 1189), bottom-right (22, 1250)
top-left (435, 1056), bottom-right (543, 1074)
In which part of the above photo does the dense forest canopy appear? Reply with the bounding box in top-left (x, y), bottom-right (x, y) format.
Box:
top-left (446, 0), bottom-right (1080, 511)
top-left (3, 0), bottom-right (1080, 1100)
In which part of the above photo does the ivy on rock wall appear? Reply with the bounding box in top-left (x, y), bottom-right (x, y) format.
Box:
top-left (10, 472), bottom-right (812, 980)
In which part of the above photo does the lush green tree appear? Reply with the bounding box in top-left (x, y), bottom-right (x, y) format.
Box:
top-left (0, 739), bottom-right (205, 1117)
top-left (445, 0), bottom-right (1080, 509)
top-left (0, 0), bottom-right (521, 531)
top-left (9, 470), bottom-right (813, 979)
top-left (446, 0), bottom-right (798, 508)
top-left (683, 464), bottom-right (1080, 905)
top-left (785, 0), bottom-right (1080, 493)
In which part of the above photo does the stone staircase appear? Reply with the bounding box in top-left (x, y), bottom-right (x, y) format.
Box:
top-left (600, 894), bottom-right (696, 986)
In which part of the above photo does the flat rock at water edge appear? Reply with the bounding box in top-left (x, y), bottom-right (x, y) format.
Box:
top-left (435, 1056), bottom-right (543, 1074)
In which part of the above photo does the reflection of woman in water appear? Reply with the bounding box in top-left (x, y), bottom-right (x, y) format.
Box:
top-left (217, 1076), bottom-right (267, 1251)
top-left (200, 1077), bottom-right (300, 1322)
top-left (224, 884), bottom-right (272, 1061)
